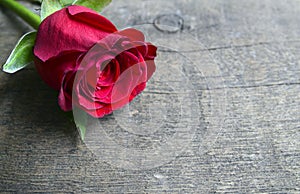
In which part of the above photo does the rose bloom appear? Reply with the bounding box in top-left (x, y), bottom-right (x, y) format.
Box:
top-left (33, 5), bottom-right (157, 118)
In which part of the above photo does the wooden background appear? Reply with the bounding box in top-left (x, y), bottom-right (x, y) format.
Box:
top-left (1, 0), bottom-right (299, 193)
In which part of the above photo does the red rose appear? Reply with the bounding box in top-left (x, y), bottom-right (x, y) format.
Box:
top-left (33, 5), bottom-right (157, 118)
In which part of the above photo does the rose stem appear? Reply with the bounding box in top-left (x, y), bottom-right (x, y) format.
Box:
top-left (0, 0), bottom-right (40, 29)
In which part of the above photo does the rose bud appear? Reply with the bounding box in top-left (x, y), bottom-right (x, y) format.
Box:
top-left (33, 5), bottom-right (157, 118)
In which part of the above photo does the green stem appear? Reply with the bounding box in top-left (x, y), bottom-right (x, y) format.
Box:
top-left (0, 0), bottom-right (41, 29)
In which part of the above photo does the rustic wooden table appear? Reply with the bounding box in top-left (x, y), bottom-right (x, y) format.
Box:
top-left (1, 0), bottom-right (299, 193)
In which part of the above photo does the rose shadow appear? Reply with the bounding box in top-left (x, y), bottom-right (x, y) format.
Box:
top-left (0, 68), bottom-right (95, 191)
top-left (0, 67), bottom-right (81, 146)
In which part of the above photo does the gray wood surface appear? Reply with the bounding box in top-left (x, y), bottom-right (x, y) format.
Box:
top-left (1, 0), bottom-right (299, 193)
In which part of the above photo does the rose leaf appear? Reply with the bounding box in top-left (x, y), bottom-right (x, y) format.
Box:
top-left (59, 0), bottom-right (74, 6)
top-left (40, 0), bottom-right (63, 20)
top-left (73, 108), bottom-right (88, 141)
top-left (73, 0), bottom-right (112, 12)
top-left (2, 31), bottom-right (36, 74)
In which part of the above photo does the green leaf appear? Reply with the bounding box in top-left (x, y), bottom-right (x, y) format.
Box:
top-left (73, 0), bottom-right (112, 12)
top-left (41, 0), bottom-right (111, 20)
top-left (73, 108), bottom-right (88, 141)
top-left (2, 31), bottom-right (36, 74)
top-left (59, 0), bottom-right (74, 6)
top-left (40, 0), bottom-right (63, 20)
top-left (40, 0), bottom-right (77, 20)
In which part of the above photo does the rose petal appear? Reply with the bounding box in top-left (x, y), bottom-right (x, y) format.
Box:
top-left (145, 43), bottom-right (157, 59)
top-left (91, 82), bottom-right (146, 118)
top-left (97, 59), bottom-right (121, 86)
top-left (111, 62), bottom-right (145, 104)
top-left (58, 71), bottom-right (76, 111)
top-left (67, 5), bottom-right (117, 33)
top-left (77, 88), bottom-right (106, 110)
top-left (34, 5), bottom-right (117, 62)
top-left (118, 28), bottom-right (145, 41)
top-left (144, 43), bottom-right (157, 79)
top-left (145, 59), bottom-right (156, 80)
top-left (131, 82), bottom-right (146, 99)
top-left (86, 104), bottom-right (112, 118)
top-left (34, 51), bottom-right (81, 90)
top-left (133, 42), bottom-right (148, 57)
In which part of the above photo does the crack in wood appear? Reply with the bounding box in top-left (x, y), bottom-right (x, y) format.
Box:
top-left (159, 39), bottom-right (300, 53)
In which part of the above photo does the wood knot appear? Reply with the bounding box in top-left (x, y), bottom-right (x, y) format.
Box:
top-left (154, 14), bottom-right (184, 33)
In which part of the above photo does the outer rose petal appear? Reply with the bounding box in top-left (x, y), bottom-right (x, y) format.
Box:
top-left (68, 6), bottom-right (117, 33)
top-left (58, 71), bottom-right (76, 111)
top-left (145, 44), bottom-right (157, 59)
top-left (34, 5), bottom-right (117, 62)
top-left (118, 28), bottom-right (145, 41)
top-left (144, 44), bottom-right (157, 79)
top-left (34, 52), bottom-right (81, 90)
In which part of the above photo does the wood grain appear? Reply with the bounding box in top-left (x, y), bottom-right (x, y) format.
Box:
top-left (0, 0), bottom-right (299, 193)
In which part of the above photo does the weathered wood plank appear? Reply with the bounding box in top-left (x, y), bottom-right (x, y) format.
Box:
top-left (0, 0), bottom-right (299, 193)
